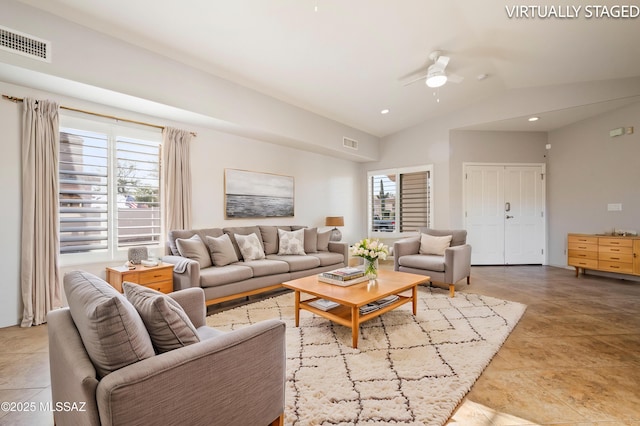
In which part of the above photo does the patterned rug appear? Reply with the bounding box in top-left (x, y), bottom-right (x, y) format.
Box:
top-left (207, 286), bottom-right (526, 425)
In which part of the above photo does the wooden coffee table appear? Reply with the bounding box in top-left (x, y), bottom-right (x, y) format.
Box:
top-left (283, 269), bottom-right (429, 348)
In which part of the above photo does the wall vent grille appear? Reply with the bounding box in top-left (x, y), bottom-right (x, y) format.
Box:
top-left (0, 25), bottom-right (51, 62)
top-left (343, 136), bottom-right (358, 150)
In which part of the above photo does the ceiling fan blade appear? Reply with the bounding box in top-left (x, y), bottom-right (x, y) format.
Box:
top-left (432, 55), bottom-right (449, 71)
top-left (403, 74), bottom-right (428, 86)
top-left (447, 73), bottom-right (464, 83)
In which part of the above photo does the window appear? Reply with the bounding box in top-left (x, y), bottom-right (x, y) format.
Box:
top-left (58, 115), bottom-right (162, 263)
top-left (368, 165), bottom-right (432, 235)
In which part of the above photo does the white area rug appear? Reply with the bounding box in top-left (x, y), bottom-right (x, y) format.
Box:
top-left (207, 287), bottom-right (526, 425)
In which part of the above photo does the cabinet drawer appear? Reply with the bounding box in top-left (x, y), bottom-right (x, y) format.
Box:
top-left (598, 238), bottom-right (633, 248)
top-left (568, 242), bottom-right (598, 252)
top-left (142, 280), bottom-right (173, 294)
top-left (598, 245), bottom-right (632, 255)
top-left (568, 257), bottom-right (598, 269)
top-left (568, 235), bottom-right (598, 245)
top-left (139, 267), bottom-right (173, 284)
top-left (568, 249), bottom-right (597, 260)
top-left (598, 261), bottom-right (633, 274)
top-left (598, 252), bottom-right (633, 263)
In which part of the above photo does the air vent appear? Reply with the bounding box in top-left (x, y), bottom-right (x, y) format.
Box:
top-left (0, 25), bottom-right (51, 62)
top-left (343, 136), bottom-right (358, 150)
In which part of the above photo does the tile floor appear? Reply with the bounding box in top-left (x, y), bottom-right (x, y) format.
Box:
top-left (1, 265), bottom-right (639, 425)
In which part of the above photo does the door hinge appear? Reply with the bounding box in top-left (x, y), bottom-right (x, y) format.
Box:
top-left (541, 248), bottom-right (544, 255)
top-left (465, 173), bottom-right (468, 180)
top-left (465, 211), bottom-right (467, 218)
top-left (541, 211), bottom-right (544, 217)
top-left (541, 173), bottom-right (544, 180)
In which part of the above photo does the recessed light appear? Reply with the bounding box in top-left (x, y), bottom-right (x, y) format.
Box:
top-left (477, 73), bottom-right (488, 81)
top-left (380, 109), bottom-right (390, 115)
top-left (528, 116), bottom-right (539, 122)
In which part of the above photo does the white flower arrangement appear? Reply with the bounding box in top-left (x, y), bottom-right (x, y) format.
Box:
top-left (350, 238), bottom-right (389, 262)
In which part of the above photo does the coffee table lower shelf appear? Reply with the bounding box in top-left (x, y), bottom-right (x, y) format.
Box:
top-left (294, 289), bottom-right (417, 348)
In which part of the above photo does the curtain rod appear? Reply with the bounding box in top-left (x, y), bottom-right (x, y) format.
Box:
top-left (2, 94), bottom-right (197, 137)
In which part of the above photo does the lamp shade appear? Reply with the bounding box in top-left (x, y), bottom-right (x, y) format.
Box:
top-left (325, 216), bottom-right (344, 227)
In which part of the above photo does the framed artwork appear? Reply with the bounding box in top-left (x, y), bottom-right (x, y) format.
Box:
top-left (224, 169), bottom-right (294, 218)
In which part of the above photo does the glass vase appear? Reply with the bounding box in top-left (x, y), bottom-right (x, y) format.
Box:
top-left (364, 258), bottom-right (378, 280)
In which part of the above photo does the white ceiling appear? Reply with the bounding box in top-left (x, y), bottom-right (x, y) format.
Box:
top-left (16, 0), bottom-right (640, 137)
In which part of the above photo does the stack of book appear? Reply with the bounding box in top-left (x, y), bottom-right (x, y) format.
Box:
top-left (318, 267), bottom-right (368, 286)
top-left (307, 298), bottom-right (340, 311)
top-left (359, 295), bottom-right (400, 315)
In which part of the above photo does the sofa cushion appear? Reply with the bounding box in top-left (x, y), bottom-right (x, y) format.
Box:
top-left (304, 228), bottom-right (318, 253)
top-left (278, 228), bottom-right (306, 255)
top-left (168, 228), bottom-right (224, 256)
top-left (259, 226), bottom-right (291, 255)
top-left (176, 234), bottom-right (213, 268)
top-left (236, 233), bottom-right (266, 260)
top-left (398, 254), bottom-right (446, 272)
top-left (123, 282), bottom-right (200, 354)
top-left (63, 271), bottom-right (155, 378)
top-left (267, 254), bottom-right (320, 272)
top-left (224, 226), bottom-right (264, 260)
top-left (205, 234), bottom-right (239, 266)
top-left (308, 251), bottom-right (344, 267)
top-left (199, 264), bottom-right (254, 288)
top-left (419, 233), bottom-right (452, 256)
top-left (317, 230), bottom-right (331, 251)
top-left (241, 259), bottom-right (290, 277)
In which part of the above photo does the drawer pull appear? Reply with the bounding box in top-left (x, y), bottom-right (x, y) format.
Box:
top-left (611, 248), bottom-right (620, 252)
top-left (610, 257), bottom-right (620, 260)
top-left (578, 254), bottom-right (586, 257)
top-left (578, 246), bottom-right (587, 249)
top-left (611, 265), bottom-right (620, 269)
top-left (579, 262), bottom-right (587, 265)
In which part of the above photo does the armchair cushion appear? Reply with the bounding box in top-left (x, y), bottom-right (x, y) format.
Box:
top-left (398, 254), bottom-right (446, 272)
top-left (64, 271), bottom-right (155, 378)
top-left (123, 282), bottom-right (200, 354)
top-left (419, 233), bottom-right (452, 256)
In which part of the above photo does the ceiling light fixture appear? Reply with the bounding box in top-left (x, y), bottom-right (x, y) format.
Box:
top-left (380, 109), bottom-right (390, 114)
top-left (528, 116), bottom-right (539, 122)
top-left (477, 73), bottom-right (488, 81)
top-left (426, 69), bottom-right (447, 88)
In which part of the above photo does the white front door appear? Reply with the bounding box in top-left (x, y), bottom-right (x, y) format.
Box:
top-left (465, 164), bottom-right (545, 265)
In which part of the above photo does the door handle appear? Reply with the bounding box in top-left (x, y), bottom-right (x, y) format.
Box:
top-left (506, 215), bottom-right (514, 219)
top-left (505, 202), bottom-right (511, 212)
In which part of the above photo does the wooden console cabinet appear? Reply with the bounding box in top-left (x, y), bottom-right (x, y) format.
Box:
top-left (568, 233), bottom-right (640, 277)
top-left (106, 263), bottom-right (174, 293)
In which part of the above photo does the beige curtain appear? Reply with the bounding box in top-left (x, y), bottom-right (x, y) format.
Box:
top-left (162, 127), bottom-right (193, 233)
top-left (21, 98), bottom-right (61, 327)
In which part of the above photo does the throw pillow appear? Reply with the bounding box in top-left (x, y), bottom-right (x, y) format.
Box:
top-left (278, 228), bottom-right (306, 255)
top-left (304, 227), bottom-right (318, 253)
top-left (175, 234), bottom-right (213, 268)
top-left (316, 230), bottom-right (331, 251)
top-left (64, 271), bottom-right (155, 378)
top-left (123, 282), bottom-right (200, 354)
top-left (205, 234), bottom-right (239, 266)
top-left (419, 233), bottom-right (453, 256)
top-left (235, 233), bottom-right (266, 261)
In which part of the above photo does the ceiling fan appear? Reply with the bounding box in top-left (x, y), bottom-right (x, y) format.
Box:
top-left (404, 51), bottom-right (464, 88)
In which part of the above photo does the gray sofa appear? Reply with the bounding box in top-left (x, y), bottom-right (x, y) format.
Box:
top-left (394, 228), bottom-right (472, 297)
top-left (162, 225), bottom-right (349, 305)
top-left (49, 270), bottom-right (285, 426)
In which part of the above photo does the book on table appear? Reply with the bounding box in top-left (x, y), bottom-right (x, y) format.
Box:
top-left (359, 295), bottom-right (400, 315)
top-left (308, 298), bottom-right (340, 311)
top-left (318, 274), bottom-right (369, 286)
top-left (321, 267), bottom-right (365, 281)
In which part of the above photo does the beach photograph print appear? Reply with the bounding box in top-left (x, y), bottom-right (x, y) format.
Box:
top-left (225, 169), bottom-right (294, 218)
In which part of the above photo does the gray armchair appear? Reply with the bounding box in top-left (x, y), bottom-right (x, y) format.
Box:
top-left (394, 228), bottom-right (472, 297)
top-left (48, 275), bottom-right (285, 426)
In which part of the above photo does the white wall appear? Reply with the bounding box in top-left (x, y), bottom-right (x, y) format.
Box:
top-left (547, 102), bottom-right (640, 267)
top-left (0, 80), bottom-right (364, 327)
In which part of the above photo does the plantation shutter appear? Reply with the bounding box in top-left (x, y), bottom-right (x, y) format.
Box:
top-left (59, 128), bottom-right (109, 253)
top-left (116, 137), bottom-right (161, 247)
top-left (399, 170), bottom-right (430, 232)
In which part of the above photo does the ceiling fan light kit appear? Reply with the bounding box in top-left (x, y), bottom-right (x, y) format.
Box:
top-left (426, 70), bottom-right (447, 88)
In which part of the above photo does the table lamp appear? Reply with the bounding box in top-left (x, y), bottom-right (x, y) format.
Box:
top-left (325, 216), bottom-right (344, 241)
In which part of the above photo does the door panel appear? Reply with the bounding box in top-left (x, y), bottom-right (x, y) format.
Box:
top-left (465, 166), bottom-right (504, 264)
top-left (465, 164), bottom-right (545, 265)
